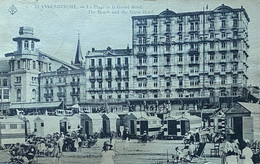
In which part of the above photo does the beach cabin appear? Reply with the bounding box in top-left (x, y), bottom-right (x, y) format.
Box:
top-left (0, 117), bottom-right (25, 148)
top-left (209, 109), bottom-right (226, 133)
top-left (102, 113), bottom-right (120, 136)
top-left (24, 116), bottom-right (61, 137)
top-left (225, 102), bottom-right (260, 142)
top-left (177, 116), bottom-right (190, 137)
top-left (162, 116), bottom-right (178, 139)
top-left (124, 112), bottom-right (161, 136)
top-left (80, 113), bottom-right (102, 137)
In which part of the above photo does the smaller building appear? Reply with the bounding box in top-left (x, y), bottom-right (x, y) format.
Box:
top-left (0, 117), bottom-right (25, 147)
top-left (80, 113), bottom-right (103, 137)
top-left (225, 102), bottom-right (260, 142)
top-left (124, 112), bottom-right (161, 136)
top-left (102, 113), bottom-right (120, 136)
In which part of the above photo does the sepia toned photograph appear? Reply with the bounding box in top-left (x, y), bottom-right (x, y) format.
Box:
top-left (0, 0), bottom-right (260, 163)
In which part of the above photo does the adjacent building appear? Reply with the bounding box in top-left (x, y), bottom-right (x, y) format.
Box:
top-left (130, 4), bottom-right (250, 113)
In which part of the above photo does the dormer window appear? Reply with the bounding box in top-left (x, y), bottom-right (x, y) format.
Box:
top-left (31, 41), bottom-right (34, 50)
top-left (24, 40), bottom-right (29, 50)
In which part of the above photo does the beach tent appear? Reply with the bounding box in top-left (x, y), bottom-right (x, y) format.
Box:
top-left (80, 113), bottom-right (102, 137)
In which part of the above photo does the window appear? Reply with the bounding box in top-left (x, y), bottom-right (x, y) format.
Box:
top-left (98, 59), bottom-right (102, 66)
top-left (221, 65), bottom-right (226, 72)
top-left (233, 41), bottom-right (237, 48)
top-left (16, 77), bottom-right (21, 83)
top-left (143, 26), bottom-right (146, 33)
top-left (125, 82), bottom-right (129, 88)
top-left (154, 36), bottom-right (157, 44)
top-left (166, 24), bottom-right (170, 32)
top-left (221, 32), bottom-right (226, 38)
top-left (124, 58), bottom-right (128, 65)
top-left (233, 31), bottom-right (238, 37)
top-left (154, 25), bottom-right (157, 33)
top-left (10, 124), bottom-right (17, 129)
top-left (99, 82), bottom-right (102, 88)
top-left (31, 41), bottom-right (34, 50)
top-left (108, 82), bottom-right (112, 88)
top-left (24, 40), bottom-right (29, 50)
top-left (221, 20), bottom-right (226, 28)
top-left (210, 65), bottom-right (214, 72)
top-left (41, 123), bottom-right (44, 127)
top-left (210, 54), bottom-right (214, 60)
top-left (233, 77), bottom-right (237, 84)
top-left (179, 35), bottom-right (182, 41)
top-left (17, 89), bottom-right (21, 102)
top-left (91, 59), bottom-right (95, 66)
top-left (154, 82), bottom-right (158, 87)
top-left (91, 82), bottom-right (95, 88)
top-left (3, 79), bottom-right (7, 86)
top-left (166, 56), bottom-right (170, 63)
top-left (17, 60), bottom-right (20, 69)
top-left (221, 77), bottom-right (226, 84)
top-left (3, 89), bottom-right (9, 99)
top-left (33, 61), bottom-right (36, 69)
top-left (210, 33), bottom-right (214, 38)
top-left (178, 44), bottom-right (183, 51)
top-left (153, 57), bottom-right (158, 63)
top-left (210, 77), bottom-right (214, 85)
top-left (221, 53), bottom-right (226, 60)
top-left (210, 42), bottom-right (214, 49)
top-left (166, 45), bottom-right (170, 52)
top-left (0, 124), bottom-right (6, 129)
top-left (210, 21), bottom-right (214, 28)
top-left (190, 22), bottom-right (194, 31)
top-left (178, 56), bottom-right (182, 62)
top-left (125, 70), bottom-right (129, 77)
top-left (107, 58), bottom-right (112, 66)
top-left (179, 24), bottom-right (183, 32)
top-left (221, 42), bottom-right (226, 48)
top-left (154, 46), bottom-right (157, 52)
top-left (117, 82), bottom-right (121, 89)
top-left (233, 19), bottom-right (238, 27)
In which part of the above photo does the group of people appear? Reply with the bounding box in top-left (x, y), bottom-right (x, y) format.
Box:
top-left (220, 137), bottom-right (259, 164)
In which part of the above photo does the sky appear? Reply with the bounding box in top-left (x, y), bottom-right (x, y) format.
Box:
top-left (0, 0), bottom-right (259, 86)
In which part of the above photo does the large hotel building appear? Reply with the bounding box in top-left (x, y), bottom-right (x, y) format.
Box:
top-left (0, 4), bottom-right (253, 115)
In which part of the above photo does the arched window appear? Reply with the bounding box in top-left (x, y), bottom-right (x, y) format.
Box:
top-left (17, 89), bottom-right (21, 102)
top-left (32, 89), bottom-right (36, 102)
top-left (24, 40), bottom-right (29, 50)
top-left (31, 41), bottom-right (34, 50)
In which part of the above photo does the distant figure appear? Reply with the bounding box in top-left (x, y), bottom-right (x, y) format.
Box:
top-left (241, 140), bottom-right (253, 164)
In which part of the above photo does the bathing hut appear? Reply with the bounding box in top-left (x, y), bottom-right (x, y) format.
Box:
top-left (162, 116), bottom-right (177, 139)
top-left (176, 116), bottom-right (190, 137)
top-left (80, 113), bottom-right (102, 137)
top-left (34, 116), bottom-right (44, 137)
top-left (102, 113), bottom-right (120, 136)
top-left (0, 117), bottom-right (25, 148)
top-left (124, 112), bottom-right (161, 136)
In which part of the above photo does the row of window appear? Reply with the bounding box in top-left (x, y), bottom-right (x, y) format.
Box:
top-left (46, 76), bottom-right (80, 84)
top-left (90, 57), bottom-right (129, 67)
top-left (90, 70), bottom-right (129, 78)
top-left (90, 81), bottom-right (129, 89)
top-left (138, 19), bottom-right (238, 34)
top-left (0, 123), bottom-right (25, 129)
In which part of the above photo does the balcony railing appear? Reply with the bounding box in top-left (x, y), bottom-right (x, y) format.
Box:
top-left (57, 92), bottom-right (66, 97)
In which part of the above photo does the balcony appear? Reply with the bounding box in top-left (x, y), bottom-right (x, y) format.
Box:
top-left (115, 64), bottom-right (122, 69)
top-left (96, 65), bottom-right (103, 70)
top-left (188, 17), bottom-right (200, 22)
top-left (177, 18), bottom-right (183, 23)
top-left (220, 15), bottom-right (227, 19)
top-left (44, 83), bottom-right (53, 88)
top-left (188, 48), bottom-right (199, 54)
top-left (136, 21), bottom-right (147, 25)
top-left (44, 93), bottom-right (53, 98)
top-left (208, 15), bottom-right (215, 21)
top-left (70, 81), bottom-right (80, 86)
top-left (105, 65), bottom-right (113, 70)
top-left (208, 27), bottom-right (215, 31)
top-left (115, 75), bottom-right (122, 80)
top-left (123, 75), bottom-right (129, 80)
top-left (70, 92), bottom-right (80, 96)
top-left (89, 65), bottom-right (95, 70)
top-left (105, 76), bottom-right (112, 81)
top-left (123, 64), bottom-right (129, 69)
top-left (89, 76), bottom-right (96, 81)
top-left (189, 61), bottom-right (199, 65)
top-left (96, 76), bottom-right (103, 81)
top-left (165, 19), bottom-right (171, 24)
top-left (136, 31), bottom-right (147, 36)
top-left (57, 92), bottom-right (66, 97)
top-left (152, 19), bottom-right (158, 24)
top-left (56, 82), bottom-right (66, 86)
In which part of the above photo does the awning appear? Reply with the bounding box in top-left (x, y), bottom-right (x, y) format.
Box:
top-left (9, 101), bottom-right (63, 109)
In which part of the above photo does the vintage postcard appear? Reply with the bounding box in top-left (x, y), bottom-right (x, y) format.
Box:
top-left (0, 0), bottom-right (259, 163)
